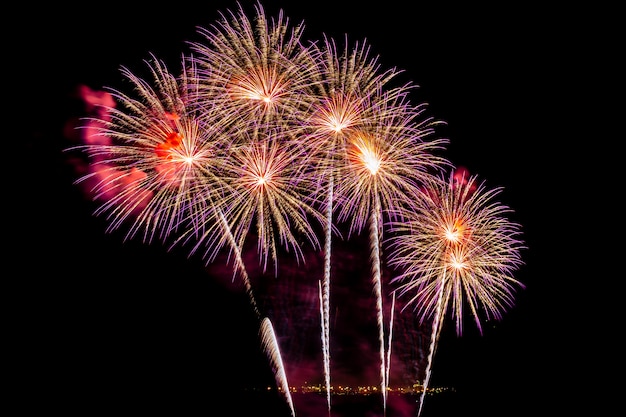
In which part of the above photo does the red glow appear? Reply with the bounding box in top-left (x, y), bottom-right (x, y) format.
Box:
top-left (452, 165), bottom-right (477, 195)
top-left (155, 131), bottom-right (183, 158)
top-left (65, 84), bottom-right (153, 214)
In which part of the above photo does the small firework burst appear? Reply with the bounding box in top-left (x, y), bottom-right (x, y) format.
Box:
top-left (331, 91), bottom-right (449, 236)
top-left (386, 169), bottom-right (526, 334)
top-left (303, 33), bottom-right (417, 179)
top-left (71, 54), bottom-right (235, 250)
top-left (198, 124), bottom-right (327, 275)
top-left (188, 1), bottom-right (320, 131)
top-left (384, 167), bottom-right (525, 416)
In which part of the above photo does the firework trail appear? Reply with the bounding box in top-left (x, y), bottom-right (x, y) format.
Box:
top-left (260, 317), bottom-right (295, 417)
top-left (370, 192), bottom-right (389, 412)
top-left (385, 291), bottom-right (396, 399)
top-left (322, 190), bottom-right (333, 415)
top-left (385, 168), bottom-right (526, 417)
top-left (327, 86), bottom-right (449, 414)
top-left (304, 33), bottom-right (436, 411)
top-left (418, 276), bottom-right (446, 417)
top-left (318, 280), bottom-right (331, 415)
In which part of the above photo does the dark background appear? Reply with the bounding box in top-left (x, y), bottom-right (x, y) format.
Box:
top-left (15, 1), bottom-right (612, 416)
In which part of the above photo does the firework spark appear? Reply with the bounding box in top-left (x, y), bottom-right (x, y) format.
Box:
top-left (385, 167), bottom-right (526, 416)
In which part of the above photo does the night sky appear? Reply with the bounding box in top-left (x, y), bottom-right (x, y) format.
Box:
top-left (14, 1), bottom-right (596, 416)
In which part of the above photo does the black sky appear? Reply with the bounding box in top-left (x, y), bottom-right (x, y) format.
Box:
top-left (14, 1), bottom-right (595, 416)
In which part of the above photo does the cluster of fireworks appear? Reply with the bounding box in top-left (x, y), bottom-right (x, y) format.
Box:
top-left (68, 2), bottom-right (526, 416)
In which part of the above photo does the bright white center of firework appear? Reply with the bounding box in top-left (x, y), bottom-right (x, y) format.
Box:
top-left (242, 89), bottom-right (261, 101)
top-left (354, 140), bottom-right (380, 175)
top-left (249, 90), bottom-right (273, 103)
top-left (444, 220), bottom-right (465, 243)
top-left (445, 228), bottom-right (461, 242)
top-left (256, 175), bottom-right (268, 185)
top-left (448, 252), bottom-right (466, 270)
top-left (450, 259), bottom-right (466, 270)
top-left (330, 120), bottom-right (347, 132)
top-left (364, 153), bottom-right (381, 174)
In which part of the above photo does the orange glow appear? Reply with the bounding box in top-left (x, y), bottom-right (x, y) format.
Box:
top-left (443, 219), bottom-right (467, 243)
top-left (155, 131), bottom-right (183, 159)
top-left (166, 132), bottom-right (182, 146)
top-left (164, 112), bottom-right (180, 121)
top-left (155, 142), bottom-right (173, 158)
top-left (351, 135), bottom-right (381, 175)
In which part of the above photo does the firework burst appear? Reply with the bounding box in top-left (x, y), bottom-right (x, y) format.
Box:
top-left (198, 124), bottom-right (327, 277)
top-left (332, 93), bottom-right (450, 235)
top-left (71, 54), bottom-right (236, 250)
top-left (385, 167), bottom-right (526, 416)
top-left (188, 1), bottom-right (320, 131)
